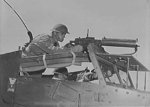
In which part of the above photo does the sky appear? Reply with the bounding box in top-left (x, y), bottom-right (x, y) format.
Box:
top-left (0, 0), bottom-right (150, 90)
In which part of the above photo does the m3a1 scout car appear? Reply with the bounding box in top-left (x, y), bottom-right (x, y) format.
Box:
top-left (0, 36), bottom-right (150, 107)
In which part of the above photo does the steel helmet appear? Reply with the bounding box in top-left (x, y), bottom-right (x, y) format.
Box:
top-left (52, 24), bottom-right (69, 34)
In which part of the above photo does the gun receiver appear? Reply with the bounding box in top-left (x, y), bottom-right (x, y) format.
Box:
top-left (69, 37), bottom-right (101, 51)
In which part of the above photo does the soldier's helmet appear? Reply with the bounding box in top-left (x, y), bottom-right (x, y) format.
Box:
top-left (52, 24), bottom-right (69, 34)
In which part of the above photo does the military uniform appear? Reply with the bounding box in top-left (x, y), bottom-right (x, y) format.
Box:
top-left (25, 34), bottom-right (59, 56)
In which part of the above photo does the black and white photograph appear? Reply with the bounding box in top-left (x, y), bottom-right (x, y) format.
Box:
top-left (0, 0), bottom-right (150, 106)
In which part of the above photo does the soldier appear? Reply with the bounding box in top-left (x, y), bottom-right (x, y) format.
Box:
top-left (22, 24), bottom-right (83, 76)
top-left (23, 24), bottom-right (70, 56)
top-left (23, 24), bottom-right (83, 56)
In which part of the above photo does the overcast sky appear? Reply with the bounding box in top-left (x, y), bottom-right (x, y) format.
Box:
top-left (0, 0), bottom-right (150, 69)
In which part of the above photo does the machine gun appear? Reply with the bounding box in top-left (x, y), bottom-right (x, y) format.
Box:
top-left (67, 30), bottom-right (139, 55)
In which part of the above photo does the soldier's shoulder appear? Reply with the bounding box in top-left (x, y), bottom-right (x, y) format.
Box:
top-left (33, 33), bottom-right (51, 40)
top-left (36, 33), bottom-right (51, 38)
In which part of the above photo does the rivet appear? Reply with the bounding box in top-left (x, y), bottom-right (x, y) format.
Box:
top-left (101, 99), bottom-right (104, 102)
top-left (126, 91), bottom-right (129, 94)
top-left (106, 93), bottom-right (108, 96)
top-left (115, 89), bottom-right (118, 92)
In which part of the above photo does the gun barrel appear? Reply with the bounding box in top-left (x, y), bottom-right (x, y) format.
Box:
top-left (101, 37), bottom-right (139, 48)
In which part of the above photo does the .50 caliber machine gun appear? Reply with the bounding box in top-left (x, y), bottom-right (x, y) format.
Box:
top-left (66, 32), bottom-right (139, 55)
